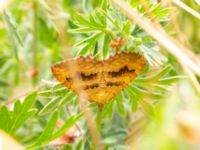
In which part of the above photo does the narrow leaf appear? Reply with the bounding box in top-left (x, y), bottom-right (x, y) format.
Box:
top-left (51, 113), bottom-right (83, 140)
top-left (0, 106), bottom-right (11, 132)
top-left (11, 109), bottom-right (37, 132)
top-left (59, 92), bottom-right (76, 107)
top-left (39, 96), bottom-right (62, 115)
top-left (102, 34), bottom-right (110, 59)
top-left (28, 110), bottom-right (59, 149)
top-left (10, 92), bottom-right (37, 133)
top-left (116, 95), bottom-right (126, 117)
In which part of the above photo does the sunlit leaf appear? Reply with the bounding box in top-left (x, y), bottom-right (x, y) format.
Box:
top-left (28, 110), bottom-right (59, 149)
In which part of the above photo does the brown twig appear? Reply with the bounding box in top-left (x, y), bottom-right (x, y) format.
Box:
top-left (2, 83), bottom-right (46, 105)
top-left (48, 0), bottom-right (103, 149)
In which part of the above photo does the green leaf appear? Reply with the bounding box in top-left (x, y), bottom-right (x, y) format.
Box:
top-left (28, 110), bottom-right (59, 149)
top-left (146, 65), bottom-right (172, 81)
top-left (151, 4), bottom-right (169, 19)
top-left (96, 110), bottom-right (103, 130)
top-left (76, 140), bottom-right (84, 150)
top-left (10, 91), bottom-right (37, 134)
top-left (51, 113), bottom-right (83, 140)
top-left (11, 109), bottom-right (37, 132)
top-left (62, 144), bottom-right (73, 150)
top-left (0, 79), bottom-right (9, 87)
top-left (39, 87), bottom-right (68, 97)
top-left (126, 87), bottom-right (138, 112)
top-left (13, 100), bottom-right (22, 119)
top-left (157, 8), bottom-right (169, 18)
top-left (130, 84), bottom-right (163, 99)
top-left (82, 0), bottom-right (92, 14)
top-left (134, 65), bottom-right (172, 84)
top-left (0, 95), bottom-right (7, 101)
top-left (122, 21), bottom-right (131, 36)
top-left (99, 9), bottom-right (121, 30)
top-left (0, 106), bottom-right (11, 132)
top-left (75, 32), bottom-right (102, 46)
top-left (3, 10), bottom-right (23, 47)
top-left (72, 27), bottom-right (102, 33)
top-left (102, 34), bottom-right (110, 59)
top-left (91, 0), bottom-right (102, 8)
top-left (152, 84), bottom-right (169, 92)
top-left (159, 76), bottom-right (185, 84)
top-left (89, 13), bottom-right (101, 27)
top-left (96, 11), bottom-right (106, 26)
top-left (101, 0), bottom-right (108, 10)
top-left (59, 92), bottom-right (76, 107)
top-left (102, 100), bottom-right (114, 119)
top-left (78, 44), bottom-right (91, 55)
top-left (0, 61), bottom-right (13, 75)
top-left (116, 95), bottom-right (126, 117)
top-left (39, 96), bottom-right (62, 115)
top-left (140, 99), bottom-right (155, 117)
top-left (74, 13), bottom-right (92, 27)
top-left (130, 0), bottom-right (140, 7)
top-left (20, 91), bottom-right (37, 113)
top-left (0, 99), bottom-right (36, 134)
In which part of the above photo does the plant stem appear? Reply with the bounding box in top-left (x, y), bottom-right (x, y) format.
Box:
top-left (3, 10), bottom-right (20, 85)
top-left (32, 0), bottom-right (38, 85)
top-left (172, 0), bottom-right (200, 20)
top-left (48, 0), bottom-right (103, 148)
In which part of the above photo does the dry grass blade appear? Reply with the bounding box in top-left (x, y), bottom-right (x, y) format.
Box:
top-left (126, 110), bottom-right (146, 149)
top-left (180, 62), bottom-right (200, 94)
top-left (138, 0), bottom-right (200, 93)
top-left (172, 0), bottom-right (200, 20)
top-left (2, 84), bottom-right (45, 105)
top-left (47, 0), bottom-right (103, 149)
top-left (110, 0), bottom-right (200, 80)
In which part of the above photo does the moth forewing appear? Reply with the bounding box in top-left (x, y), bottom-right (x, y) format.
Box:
top-left (51, 52), bottom-right (146, 106)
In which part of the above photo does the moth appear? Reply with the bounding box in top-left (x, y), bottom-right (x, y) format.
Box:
top-left (51, 52), bottom-right (146, 106)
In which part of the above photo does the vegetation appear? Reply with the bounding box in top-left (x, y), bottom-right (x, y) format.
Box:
top-left (0, 0), bottom-right (200, 149)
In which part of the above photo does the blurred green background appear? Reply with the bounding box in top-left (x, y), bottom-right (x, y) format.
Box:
top-left (0, 0), bottom-right (200, 149)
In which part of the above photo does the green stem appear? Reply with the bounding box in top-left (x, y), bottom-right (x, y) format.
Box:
top-left (96, 107), bottom-right (105, 131)
top-left (3, 11), bottom-right (20, 84)
top-left (32, 0), bottom-right (38, 85)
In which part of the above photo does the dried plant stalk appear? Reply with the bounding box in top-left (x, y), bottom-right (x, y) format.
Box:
top-left (172, 0), bottom-right (200, 20)
top-left (138, 0), bottom-right (200, 93)
top-left (110, 0), bottom-right (200, 83)
top-left (48, 0), bottom-right (103, 148)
